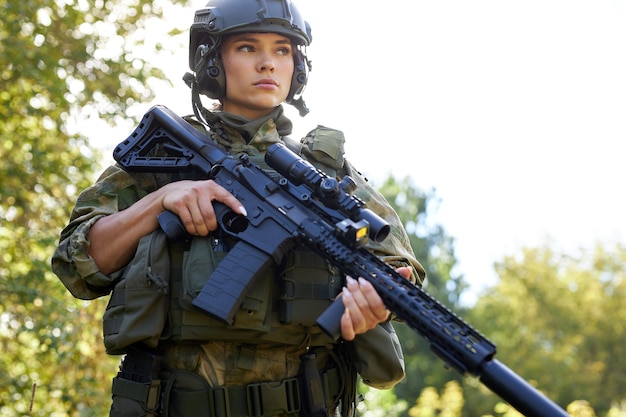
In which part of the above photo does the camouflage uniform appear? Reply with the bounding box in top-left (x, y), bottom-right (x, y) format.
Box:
top-left (52, 105), bottom-right (425, 416)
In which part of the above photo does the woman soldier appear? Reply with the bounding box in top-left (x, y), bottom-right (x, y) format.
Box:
top-left (52, 1), bottom-right (425, 416)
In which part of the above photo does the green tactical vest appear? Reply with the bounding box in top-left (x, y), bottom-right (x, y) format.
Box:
top-left (103, 126), bottom-right (349, 353)
top-left (164, 126), bottom-right (348, 345)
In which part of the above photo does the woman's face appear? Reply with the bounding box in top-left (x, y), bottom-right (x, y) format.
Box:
top-left (220, 32), bottom-right (295, 119)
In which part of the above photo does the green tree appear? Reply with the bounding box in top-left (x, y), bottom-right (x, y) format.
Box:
top-left (372, 175), bottom-right (468, 414)
top-left (466, 242), bottom-right (626, 416)
top-left (408, 381), bottom-right (464, 417)
top-left (358, 388), bottom-right (409, 417)
top-left (0, 1), bottom-right (188, 415)
top-left (378, 176), bottom-right (467, 305)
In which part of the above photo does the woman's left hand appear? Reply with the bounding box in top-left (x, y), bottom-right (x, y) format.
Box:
top-left (340, 266), bottom-right (412, 341)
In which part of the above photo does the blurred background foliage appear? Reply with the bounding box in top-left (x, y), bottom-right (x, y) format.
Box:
top-left (1, 0), bottom-right (625, 416)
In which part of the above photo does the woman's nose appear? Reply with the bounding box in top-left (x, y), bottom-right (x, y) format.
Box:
top-left (258, 52), bottom-right (276, 72)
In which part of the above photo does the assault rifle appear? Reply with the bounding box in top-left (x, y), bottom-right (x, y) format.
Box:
top-left (114, 105), bottom-right (569, 417)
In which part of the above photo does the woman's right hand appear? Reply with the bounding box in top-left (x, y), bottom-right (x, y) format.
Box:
top-left (89, 179), bottom-right (245, 274)
top-left (160, 179), bottom-right (247, 237)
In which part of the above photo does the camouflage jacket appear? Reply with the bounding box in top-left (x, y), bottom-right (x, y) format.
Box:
top-left (52, 105), bottom-right (424, 299)
top-left (51, 105), bottom-right (425, 389)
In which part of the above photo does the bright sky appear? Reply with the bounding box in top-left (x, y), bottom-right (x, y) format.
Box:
top-left (94, 0), bottom-right (626, 300)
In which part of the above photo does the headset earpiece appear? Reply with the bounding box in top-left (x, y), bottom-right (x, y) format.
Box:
top-left (287, 48), bottom-right (309, 102)
top-left (193, 43), bottom-right (225, 99)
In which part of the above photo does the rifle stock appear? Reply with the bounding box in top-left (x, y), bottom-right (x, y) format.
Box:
top-left (114, 105), bottom-right (569, 417)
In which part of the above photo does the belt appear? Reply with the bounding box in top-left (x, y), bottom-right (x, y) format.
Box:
top-left (163, 367), bottom-right (342, 417)
top-left (211, 378), bottom-right (301, 416)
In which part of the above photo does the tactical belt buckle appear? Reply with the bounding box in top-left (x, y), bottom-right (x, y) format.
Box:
top-left (246, 377), bottom-right (301, 417)
top-left (209, 386), bottom-right (231, 417)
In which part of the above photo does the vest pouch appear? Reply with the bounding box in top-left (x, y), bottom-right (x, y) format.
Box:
top-left (300, 126), bottom-right (346, 176)
top-left (160, 368), bottom-right (211, 417)
top-left (179, 237), bottom-right (226, 310)
top-left (279, 250), bottom-right (343, 326)
top-left (103, 229), bottom-right (170, 355)
top-left (179, 237), bottom-right (272, 331)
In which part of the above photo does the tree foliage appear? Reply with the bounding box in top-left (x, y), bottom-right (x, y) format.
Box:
top-left (3, 2), bottom-right (625, 416)
top-left (377, 176), bottom-right (467, 306)
top-left (466, 242), bottom-right (626, 416)
top-left (374, 174), bottom-right (626, 417)
top-left (370, 176), bottom-right (468, 413)
top-left (408, 381), bottom-right (464, 417)
top-left (0, 0), bottom-right (188, 415)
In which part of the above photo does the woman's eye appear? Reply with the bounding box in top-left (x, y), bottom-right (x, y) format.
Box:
top-left (277, 47), bottom-right (291, 56)
top-left (238, 45), bottom-right (254, 52)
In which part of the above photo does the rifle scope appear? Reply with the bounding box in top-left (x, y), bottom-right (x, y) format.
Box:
top-left (265, 142), bottom-right (390, 243)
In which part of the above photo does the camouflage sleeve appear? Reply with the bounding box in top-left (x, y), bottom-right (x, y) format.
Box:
top-left (343, 159), bottom-right (426, 287)
top-left (51, 164), bottom-right (155, 300)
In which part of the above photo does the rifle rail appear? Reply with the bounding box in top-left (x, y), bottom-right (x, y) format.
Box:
top-left (114, 105), bottom-right (570, 417)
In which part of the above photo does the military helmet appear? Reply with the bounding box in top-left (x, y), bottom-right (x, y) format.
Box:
top-left (188, 0), bottom-right (312, 115)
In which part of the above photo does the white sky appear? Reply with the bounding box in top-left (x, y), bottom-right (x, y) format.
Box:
top-left (93, 0), bottom-right (626, 300)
